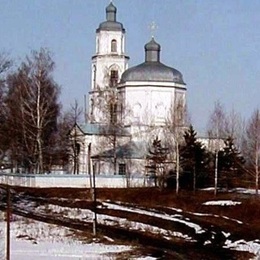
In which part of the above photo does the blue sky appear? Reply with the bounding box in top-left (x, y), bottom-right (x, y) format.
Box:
top-left (1, 0), bottom-right (260, 134)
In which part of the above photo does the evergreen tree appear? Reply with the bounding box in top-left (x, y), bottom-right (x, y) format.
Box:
top-left (180, 125), bottom-right (208, 190)
top-left (218, 136), bottom-right (245, 189)
top-left (147, 136), bottom-right (169, 188)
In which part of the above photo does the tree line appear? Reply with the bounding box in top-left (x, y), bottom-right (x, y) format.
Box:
top-left (0, 49), bottom-right (259, 196)
top-left (148, 102), bottom-right (260, 195)
top-left (0, 50), bottom-right (78, 174)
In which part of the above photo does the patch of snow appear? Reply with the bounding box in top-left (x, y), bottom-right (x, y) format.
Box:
top-left (221, 215), bottom-right (243, 224)
top-left (0, 220), bottom-right (5, 260)
top-left (203, 200), bottom-right (242, 206)
top-left (103, 202), bottom-right (205, 234)
top-left (135, 257), bottom-right (157, 260)
top-left (9, 217), bottom-right (132, 259)
top-left (97, 213), bottom-right (194, 241)
top-left (103, 236), bottom-right (114, 242)
top-left (190, 212), bottom-right (243, 224)
top-left (200, 187), bottom-right (215, 191)
top-left (225, 239), bottom-right (260, 259)
top-left (231, 188), bottom-right (259, 195)
top-left (222, 231), bottom-right (231, 238)
top-left (167, 207), bottom-right (183, 213)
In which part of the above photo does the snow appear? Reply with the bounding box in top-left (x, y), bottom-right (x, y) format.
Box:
top-left (97, 213), bottom-right (194, 241)
top-left (1, 194), bottom-right (260, 259)
top-left (225, 239), bottom-right (260, 259)
top-left (12, 240), bottom-right (130, 260)
top-left (231, 188), bottom-right (259, 195)
top-left (103, 202), bottom-right (205, 234)
top-left (3, 217), bottom-right (132, 259)
top-left (202, 200), bottom-right (242, 206)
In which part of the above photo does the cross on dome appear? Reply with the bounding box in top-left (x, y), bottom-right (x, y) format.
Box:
top-left (149, 21), bottom-right (158, 39)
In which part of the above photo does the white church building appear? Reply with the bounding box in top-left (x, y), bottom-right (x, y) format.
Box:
top-left (69, 2), bottom-right (187, 180)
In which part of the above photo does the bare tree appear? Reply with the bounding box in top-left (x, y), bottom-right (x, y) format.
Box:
top-left (225, 108), bottom-right (246, 151)
top-left (0, 53), bottom-right (12, 76)
top-left (48, 110), bottom-right (77, 173)
top-left (166, 94), bottom-right (187, 194)
top-left (67, 100), bottom-right (84, 174)
top-left (245, 109), bottom-right (260, 195)
top-left (207, 101), bottom-right (227, 196)
top-left (90, 71), bottom-right (131, 176)
top-left (207, 101), bottom-right (227, 139)
top-left (0, 53), bottom-right (12, 166)
top-left (5, 49), bottom-right (60, 173)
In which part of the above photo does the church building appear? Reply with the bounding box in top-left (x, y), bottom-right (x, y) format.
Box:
top-left (69, 2), bottom-right (187, 181)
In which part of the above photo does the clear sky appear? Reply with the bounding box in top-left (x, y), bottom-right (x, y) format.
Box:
top-left (1, 0), bottom-right (260, 134)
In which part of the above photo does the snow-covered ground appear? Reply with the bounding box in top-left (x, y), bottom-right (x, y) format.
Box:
top-left (1, 217), bottom-right (134, 260)
top-left (1, 192), bottom-right (260, 259)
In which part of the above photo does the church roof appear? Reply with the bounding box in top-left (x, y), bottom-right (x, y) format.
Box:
top-left (92, 141), bottom-right (147, 159)
top-left (120, 61), bottom-right (184, 84)
top-left (97, 2), bottom-right (125, 32)
top-left (145, 38), bottom-right (161, 51)
top-left (120, 38), bottom-right (185, 84)
top-left (78, 123), bottom-right (131, 137)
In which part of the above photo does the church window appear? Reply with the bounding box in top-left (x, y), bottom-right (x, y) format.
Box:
top-left (110, 70), bottom-right (118, 87)
top-left (156, 103), bottom-right (165, 118)
top-left (118, 163), bottom-right (126, 175)
top-left (110, 103), bottom-right (117, 124)
top-left (111, 39), bottom-right (117, 52)
top-left (175, 94), bottom-right (185, 125)
top-left (121, 35), bottom-right (124, 53)
top-left (93, 65), bottom-right (96, 89)
top-left (90, 98), bottom-right (94, 116)
top-left (96, 38), bottom-right (100, 53)
top-left (133, 103), bottom-right (141, 122)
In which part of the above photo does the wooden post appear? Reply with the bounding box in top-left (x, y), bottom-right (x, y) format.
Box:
top-left (6, 186), bottom-right (10, 260)
top-left (88, 143), bottom-right (93, 189)
top-left (92, 162), bottom-right (97, 237)
top-left (88, 143), bottom-right (97, 237)
top-left (214, 151), bottom-right (218, 197)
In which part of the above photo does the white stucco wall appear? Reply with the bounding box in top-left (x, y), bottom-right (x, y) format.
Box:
top-left (0, 173), bottom-right (151, 188)
top-left (89, 28), bottom-right (129, 123)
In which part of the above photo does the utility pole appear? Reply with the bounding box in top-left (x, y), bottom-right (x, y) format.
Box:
top-left (88, 143), bottom-right (93, 189)
top-left (214, 150), bottom-right (218, 197)
top-left (6, 186), bottom-right (10, 260)
top-left (92, 162), bottom-right (97, 237)
top-left (88, 143), bottom-right (97, 237)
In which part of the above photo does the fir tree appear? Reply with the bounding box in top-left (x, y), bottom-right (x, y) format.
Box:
top-left (147, 136), bottom-right (169, 188)
top-left (180, 125), bottom-right (208, 190)
top-left (218, 136), bottom-right (245, 189)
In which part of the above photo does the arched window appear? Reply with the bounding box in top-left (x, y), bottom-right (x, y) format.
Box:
top-left (96, 38), bottom-right (100, 53)
top-left (110, 103), bottom-right (117, 124)
top-left (110, 70), bottom-right (118, 87)
top-left (90, 98), bottom-right (94, 116)
top-left (93, 65), bottom-right (96, 89)
top-left (133, 103), bottom-right (142, 121)
top-left (111, 39), bottom-right (117, 52)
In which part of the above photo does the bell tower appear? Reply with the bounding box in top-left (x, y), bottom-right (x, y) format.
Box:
top-left (89, 2), bottom-right (129, 123)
